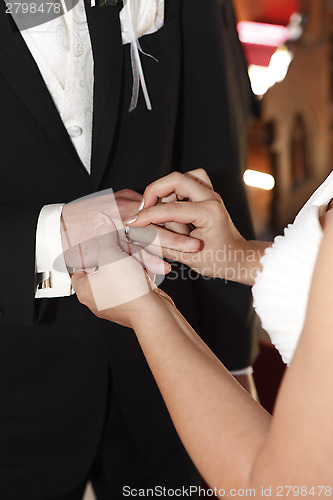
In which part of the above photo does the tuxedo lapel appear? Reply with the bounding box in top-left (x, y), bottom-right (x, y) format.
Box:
top-left (85, 2), bottom-right (124, 190)
top-left (0, 2), bottom-right (84, 171)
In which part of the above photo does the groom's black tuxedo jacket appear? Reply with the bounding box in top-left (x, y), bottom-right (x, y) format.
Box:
top-left (0, 0), bottom-right (257, 497)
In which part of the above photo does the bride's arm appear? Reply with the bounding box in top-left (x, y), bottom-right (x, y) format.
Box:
top-left (73, 209), bottom-right (333, 493)
top-left (133, 201), bottom-right (333, 489)
top-left (130, 292), bottom-right (271, 492)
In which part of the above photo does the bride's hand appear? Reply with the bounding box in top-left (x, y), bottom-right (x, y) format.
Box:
top-left (125, 169), bottom-right (261, 284)
top-left (71, 214), bottom-right (171, 328)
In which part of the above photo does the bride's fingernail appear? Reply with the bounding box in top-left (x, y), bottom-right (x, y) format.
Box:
top-left (137, 199), bottom-right (145, 212)
top-left (96, 212), bottom-right (109, 229)
top-left (165, 262), bottom-right (172, 273)
top-left (124, 215), bottom-right (137, 225)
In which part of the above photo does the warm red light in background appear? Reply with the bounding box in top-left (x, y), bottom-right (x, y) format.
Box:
top-left (237, 22), bottom-right (290, 66)
top-left (260, 0), bottom-right (300, 25)
top-left (234, 0), bottom-right (300, 25)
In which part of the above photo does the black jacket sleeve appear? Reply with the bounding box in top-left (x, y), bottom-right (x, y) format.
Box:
top-left (0, 206), bottom-right (40, 326)
top-left (169, 0), bottom-right (259, 369)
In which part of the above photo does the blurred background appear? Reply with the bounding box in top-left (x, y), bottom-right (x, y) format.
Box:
top-left (235, 0), bottom-right (332, 239)
top-left (230, 0), bottom-right (332, 420)
top-left (84, 1), bottom-right (333, 497)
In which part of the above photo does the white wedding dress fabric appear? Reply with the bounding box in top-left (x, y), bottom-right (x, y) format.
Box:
top-left (252, 171), bottom-right (333, 365)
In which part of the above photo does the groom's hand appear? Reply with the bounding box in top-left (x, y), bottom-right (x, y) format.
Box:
top-left (60, 188), bottom-right (199, 274)
top-left (61, 189), bottom-right (146, 271)
top-left (71, 213), bottom-right (164, 329)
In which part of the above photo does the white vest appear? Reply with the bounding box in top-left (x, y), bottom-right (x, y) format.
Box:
top-left (7, 0), bottom-right (94, 173)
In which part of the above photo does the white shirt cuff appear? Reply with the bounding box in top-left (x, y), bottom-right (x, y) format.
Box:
top-left (35, 204), bottom-right (74, 298)
top-left (230, 367), bottom-right (253, 377)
